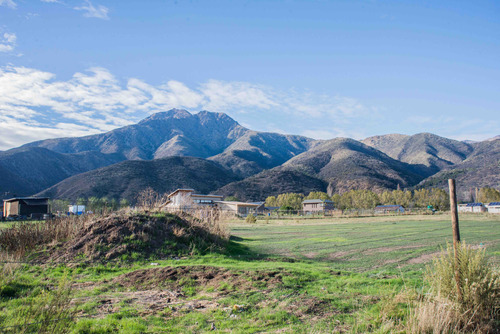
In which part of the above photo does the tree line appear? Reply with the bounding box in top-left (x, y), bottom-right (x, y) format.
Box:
top-left (265, 187), bottom-right (500, 211)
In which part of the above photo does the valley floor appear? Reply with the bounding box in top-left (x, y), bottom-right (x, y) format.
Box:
top-left (1, 213), bottom-right (499, 333)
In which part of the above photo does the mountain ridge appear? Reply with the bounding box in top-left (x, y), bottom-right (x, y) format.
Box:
top-left (0, 109), bottom-right (497, 202)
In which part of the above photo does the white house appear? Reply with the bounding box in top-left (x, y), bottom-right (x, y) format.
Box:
top-left (486, 202), bottom-right (500, 214)
top-left (458, 203), bottom-right (487, 213)
top-left (166, 189), bottom-right (223, 210)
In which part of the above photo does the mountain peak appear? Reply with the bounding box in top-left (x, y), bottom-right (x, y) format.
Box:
top-left (195, 110), bottom-right (240, 127)
top-left (140, 109), bottom-right (192, 123)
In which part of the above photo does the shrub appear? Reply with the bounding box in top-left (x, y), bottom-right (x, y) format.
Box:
top-left (245, 214), bottom-right (257, 224)
top-left (408, 242), bottom-right (500, 333)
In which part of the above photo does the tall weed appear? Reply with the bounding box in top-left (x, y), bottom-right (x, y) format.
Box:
top-left (408, 242), bottom-right (500, 333)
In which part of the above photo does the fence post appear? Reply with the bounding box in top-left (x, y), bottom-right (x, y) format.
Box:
top-left (448, 178), bottom-right (462, 302)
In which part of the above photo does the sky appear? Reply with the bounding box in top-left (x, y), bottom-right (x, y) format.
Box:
top-left (0, 0), bottom-right (499, 150)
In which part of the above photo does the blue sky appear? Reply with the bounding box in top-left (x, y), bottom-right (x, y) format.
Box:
top-left (0, 0), bottom-right (499, 149)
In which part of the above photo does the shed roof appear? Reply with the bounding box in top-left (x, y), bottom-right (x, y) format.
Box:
top-left (488, 202), bottom-right (500, 206)
top-left (375, 205), bottom-right (404, 208)
top-left (302, 199), bottom-right (333, 204)
top-left (168, 189), bottom-right (195, 198)
top-left (3, 197), bottom-right (49, 203)
top-left (465, 203), bottom-right (484, 207)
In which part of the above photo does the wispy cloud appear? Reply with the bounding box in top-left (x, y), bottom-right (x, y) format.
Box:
top-left (0, 0), bottom-right (16, 9)
top-left (0, 32), bottom-right (16, 52)
top-left (74, 0), bottom-right (109, 20)
top-left (0, 65), bottom-right (377, 149)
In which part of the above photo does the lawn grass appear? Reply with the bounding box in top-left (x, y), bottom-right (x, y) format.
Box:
top-left (1, 213), bottom-right (499, 333)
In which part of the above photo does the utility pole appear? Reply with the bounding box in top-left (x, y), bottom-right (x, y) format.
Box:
top-left (448, 179), bottom-right (462, 302)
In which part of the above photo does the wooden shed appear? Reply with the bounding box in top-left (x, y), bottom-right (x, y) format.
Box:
top-left (3, 197), bottom-right (49, 219)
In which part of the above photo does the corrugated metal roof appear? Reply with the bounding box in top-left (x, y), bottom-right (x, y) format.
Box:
top-left (488, 202), bottom-right (500, 206)
top-left (302, 199), bottom-right (333, 204)
top-left (375, 205), bottom-right (403, 208)
top-left (465, 203), bottom-right (484, 207)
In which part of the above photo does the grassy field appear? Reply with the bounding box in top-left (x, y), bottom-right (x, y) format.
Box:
top-left (229, 213), bottom-right (500, 272)
top-left (1, 213), bottom-right (499, 333)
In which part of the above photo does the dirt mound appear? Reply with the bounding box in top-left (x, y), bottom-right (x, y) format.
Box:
top-left (43, 212), bottom-right (226, 262)
top-left (113, 266), bottom-right (284, 290)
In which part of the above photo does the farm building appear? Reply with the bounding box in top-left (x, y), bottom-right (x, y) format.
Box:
top-left (247, 202), bottom-right (266, 214)
top-left (166, 189), bottom-right (223, 210)
top-left (374, 205), bottom-right (405, 214)
top-left (486, 202), bottom-right (500, 214)
top-left (302, 199), bottom-right (335, 213)
top-left (216, 201), bottom-right (260, 217)
top-left (3, 197), bottom-right (49, 219)
top-left (458, 203), bottom-right (487, 213)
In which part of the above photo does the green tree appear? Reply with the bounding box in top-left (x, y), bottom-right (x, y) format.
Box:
top-left (87, 197), bottom-right (100, 213)
top-left (477, 187), bottom-right (500, 204)
top-left (119, 198), bottom-right (130, 208)
top-left (265, 196), bottom-right (278, 207)
top-left (276, 193), bottom-right (304, 210)
top-left (305, 191), bottom-right (330, 201)
top-left (224, 196), bottom-right (240, 202)
top-left (339, 190), bottom-right (379, 209)
top-left (76, 197), bottom-right (86, 206)
top-left (49, 199), bottom-right (70, 214)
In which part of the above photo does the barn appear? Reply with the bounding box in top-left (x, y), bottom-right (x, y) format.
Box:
top-left (3, 197), bottom-right (49, 219)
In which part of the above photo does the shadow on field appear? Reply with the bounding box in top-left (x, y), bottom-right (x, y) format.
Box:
top-left (225, 235), bottom-right (296, 263)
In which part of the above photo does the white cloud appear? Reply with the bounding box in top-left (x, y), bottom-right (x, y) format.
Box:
top-left (0, 65), bottom-right (378, 150)
top-left (0, 0), bottom-right (16, 9)
top-left (0, 32), bottom-right (16, 52)
top-left (74, 0), bottom-right (109, 20)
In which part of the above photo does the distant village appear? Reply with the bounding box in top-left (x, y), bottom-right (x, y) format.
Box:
top-left (2, 187), bottom-right (500, 220)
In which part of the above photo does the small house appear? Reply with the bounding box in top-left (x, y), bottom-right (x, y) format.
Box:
top-left (3, 197), bottom-right (49, 219)
top-left (215, 201), bottom-right (260, 217)
top-left (302, 199), bottom-right (335, 213)
top-left (486, 202), bottom-right (500, 214)
top-left (458, 203), bottom-right (487, 213)
top-left (167, 189), bottom-right (223, 210)
top-left (374, 205), bottom-right (405, 214)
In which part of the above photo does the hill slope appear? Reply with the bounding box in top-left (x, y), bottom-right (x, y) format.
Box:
top-left (362, 133), bottom-right (473, 176)
top-left (37, 157), bottom-right (239, 202)
top-left (215, 168), bottom-right (327, 201)
top-left (0, 147), bottom-right (122, 199)
top-left (418, 139), bottom-right (500, 199)
top-left (282, 138), bottom-right (424, 193)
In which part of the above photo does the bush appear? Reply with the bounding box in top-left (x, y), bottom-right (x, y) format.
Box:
top-left (408, 242), bottom-right (500, 333)
top-left (245, 214), bottom-right (256, 224)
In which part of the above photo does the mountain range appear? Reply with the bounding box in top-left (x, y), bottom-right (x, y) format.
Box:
top-left (1, 109), bottom-right (498, 203)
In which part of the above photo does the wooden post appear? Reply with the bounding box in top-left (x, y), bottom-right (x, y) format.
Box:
top-left (448, 178), bottom-right (462, 302)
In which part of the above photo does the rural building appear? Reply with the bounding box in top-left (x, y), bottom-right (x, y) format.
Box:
top-left (458, 203), bottom-right (487, 213)
top-left (374, 205), bottom-right (405, 214)
top-left (68, 205), bottom-right (86, 215)
top-left (166, 189), bottom-right (223, 210)
top-left (3, 197), bottom-right (49, 219)
top-left (486, 202), bottom-right (500, 214)
top-left (302, 199), bottom-right (335, 213)
top-left (247, 202), bottom-right (266, 214)
top-left (216, 201), bottom-right (260, 217)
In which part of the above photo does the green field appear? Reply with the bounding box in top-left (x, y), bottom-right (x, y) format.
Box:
top-left (1, 213), bottom-right (499, 333)
top-left (229, 213), bottom-right (500, 272)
